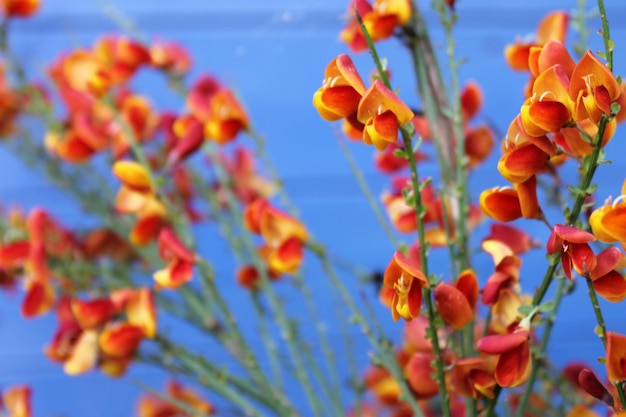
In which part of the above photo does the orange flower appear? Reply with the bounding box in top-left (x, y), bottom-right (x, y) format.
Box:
top-left (204, 89), bottom-right (249, 144)
top-left (606, 331), bottom-right (626, 382)
top-left (452, 356), bottom-right (497, 399)
top-left (357, 80), bottom-right (414, 151)
top-left (405, 351), bottom-right (439, 399)
top-left (313, 54), bottom-right (366, 126)
top-left (137, 380), bottom-right (215, 417)
top-left (547, 224), bottom-right (597, 279)
top-left (153, 227), bottom-right (196, 289)
top-left (504, 11), bottom-right (568, 72)
top-left (93, 35), bottom-right (151, 85)
top-left (112, 288), bottom-right (158, 339)
top-left (339, 0), bottom-right (411, 53)
top-left (569, 51), bottom-right (621, 125)
top-left (520, 64), bottom-right (574, 137)
top-left (577, 368), bottom-right (614, 407)
top-left (477, 326), bottom-right (532, 387)
top-left (383, 251), bottom-right (428, 321)
top-left (113, 160), bottom-right (167, 245)
top-left (244, 199), bottom-right (308, 275)
top-left (2, 385), bottom-right (32, 417)
top-left (149, 40), bottom-right (192, 76)
top-left (434, 277), bottom-right (475, 330)
top-left (59, 50), bottom-right (112, 97)
top-left (590, 182), bottom-right (626, 243)
top-left (0, 0), bottom-right (38, 18)
top-left (479, 187), bottom-right (522, 222)
top-left (588, 247), bottom-right (626, 302)
top-left (70, 298), bottom-right (117, 330)
top-left (216, 146), bottom-right (276, 205)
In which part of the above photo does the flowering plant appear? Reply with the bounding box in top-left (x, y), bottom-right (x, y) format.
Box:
top-left (0, 1), bottom-right (625, 417)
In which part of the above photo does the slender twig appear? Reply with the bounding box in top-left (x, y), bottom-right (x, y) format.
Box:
top-left (336, 132), bottom-right (400, 248)
top-left (597, 0), bottom-right (613, 71)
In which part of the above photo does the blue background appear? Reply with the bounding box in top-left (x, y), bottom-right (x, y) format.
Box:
top-left (1, 0), bottom-right (626, 416)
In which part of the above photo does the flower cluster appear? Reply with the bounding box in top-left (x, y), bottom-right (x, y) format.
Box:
top-left (313, 54), bottom-right (414, 151)
top-left (240, 198), bottom-right (308, 287)
top-left (46, 289), bottom-right (156, 377)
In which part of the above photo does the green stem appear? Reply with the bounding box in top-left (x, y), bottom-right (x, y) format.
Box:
top-left (203, 144), bottom-right (330, 417)
top-left (312, 245), bottom-right (426, 417)
top-left (514, 277), bottom-right (569, 417)
top-left (336, 134), bottom-right (400, 248)
top-left (597, 0), bottom-right (613, 71)
top-left (356, 8), bottom-right (451, 415)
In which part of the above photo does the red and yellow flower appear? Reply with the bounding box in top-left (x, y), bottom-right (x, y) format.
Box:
top-left (383, 250), bottom-right (428, 321)
top-left (357, 80), bottom-right (414, 151)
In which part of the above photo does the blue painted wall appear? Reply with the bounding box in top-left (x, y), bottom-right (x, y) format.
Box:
top-left (1, 1), bottom-right (626, 416)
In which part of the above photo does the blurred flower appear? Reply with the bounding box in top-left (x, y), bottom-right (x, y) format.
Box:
top-left (153, 227), bottom-right (196, 289)
top-left (0, 0), bottom-right (39, 18)
top-left (1, 385), bottom-right (32, 417)
top-left (477, 326), bottom-right (532, 387)
top-left (137, 380), bottom-right (215, 417)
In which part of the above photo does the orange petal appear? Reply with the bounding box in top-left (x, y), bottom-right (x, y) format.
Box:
top-left (536, 11), bottom-right (569, 45)
top-left (268, 236), bottom-right (304, 275)
top-left (157, 227), bottom-right (195, 263)
top-left (153, 259), bottom-right (193, 289)
top-left (363, 110), bottom-right (400, 151)
top-left (465, 125), bottom-right (494, 168)
top-left (477, 329), bottom-right (529, 354)
top-left (553, 224), bottom-right (596, 243)
top-left (405, 352), bottom-right (439, 399)
top-left (125, 288), bottom-right (157, 338)
top-left (99, 322), bottom-right (145, 358)
top-left (130, 213), bottom-right (166, 246)
top-left (455, 269), bottom-right (479, 309)
top-left (596, 203), bottom-right (626, 242)
top-left (593, 271), bottom-right (626, 302)
top-left (504, 44), bottom-right (531, 72)
top-left (494, 341), bottom-right (531, 387)
top-left (64, 329), bottom-right (99, 375)
top-left (71, 298), bottom-right (117, 330)
top-left (357, 80), bottom-right (414, 127)
top-left (590, 247), bottom-right (623, 279)
top-left (516, 175), bottom-right (540, 219)
top-left (570, 51), bottom-right (620, 113)
top-left (499, 141), bottom-right (549, 184)
top-left (1, 0), bottom-right (40, 18)
top-left (259, 205), bottom-right (308, 245)
top-left (536, 41), bottom-right (575, 77)
top-left (21, 280), bottom-right (54, 318)
top-left (606, 331), bottom-right (626, 382)
top-left (384, 251), bottom-right (427, 288)
top-left (113, 160), bottom-right (153, 193)
top-left (479, 188), bottom-right (522, 222)
top-left (2, 385), bottom-right (32, 417)
top-left (460, 81), bottom-right (482, 120)
top-left (434, 283), bottom-right (473, 330)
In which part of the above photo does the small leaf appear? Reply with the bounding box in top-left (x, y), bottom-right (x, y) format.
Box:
top-left (608, 39), bottom-right (615, 52)
top-left (518, 305), bottom-right (533, 315)
top-left (595, 325), bottom-right (603, 338)
top-left (597, 356), bottom-right (607, 365)
top-left (538, 300), bottom-right (555, 313)
top-left (611, 102), bottom-right (621, 115)
top-left (393, 148), bottom-right (408, 159)
top-left (585, 184), bottom-right (598, 195)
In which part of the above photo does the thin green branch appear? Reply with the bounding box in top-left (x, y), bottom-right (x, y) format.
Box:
top-left (597, 0), bottom-right (613, 71)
